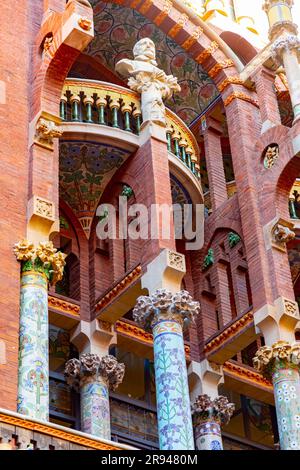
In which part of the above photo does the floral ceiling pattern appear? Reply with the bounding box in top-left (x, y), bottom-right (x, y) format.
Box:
top-left (86, 1), bottom-right (219, 125)
top-left (170, 174), bottom-right (192, 207)
top-left (59, 140), bottom-right (132, 235)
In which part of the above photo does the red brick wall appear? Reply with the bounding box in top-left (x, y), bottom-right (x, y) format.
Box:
top-left (0, 1), bottom-right (45, 411)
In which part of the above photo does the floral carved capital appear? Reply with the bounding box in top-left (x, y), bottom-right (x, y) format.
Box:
top-left (253, 341), bottom-right (300, 379)
top-left (65, 354), bottom-right (125, 391)
top-left (133, 288), bottom-right (200, 332)
top-left (13, 240), bottom-right (67, 286)
top-left (192, 394), bottom-right (235, 427)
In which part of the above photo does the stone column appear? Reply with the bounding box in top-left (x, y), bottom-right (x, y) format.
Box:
top-left (272, 36), bottom-right (300, 122)
top-left (192, 395), bottom-right (235, 450)
top-left (133, 289), bottom-right (200, 450)
top-left (13, 240), bottom-right (66, 421)
top-left (65, 353), bottom-right (125, 439)
top-left (264, 0), bottom-right (300, 122)
top-left (254, 341), bottom-right (300, 450)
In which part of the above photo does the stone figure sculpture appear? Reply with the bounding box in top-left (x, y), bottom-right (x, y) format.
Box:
top-left (116, 37), bottom-right (181, 126)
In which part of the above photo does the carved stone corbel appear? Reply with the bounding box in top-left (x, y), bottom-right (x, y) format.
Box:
top-left (271, 218), bottom-right (295, 252)
top-left (35, 114), bottom-right (63, 150)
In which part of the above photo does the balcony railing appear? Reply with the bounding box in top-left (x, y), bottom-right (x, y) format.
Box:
top-left (61, 79), bottom-right (200, 179)
top-left (0, 408), bottom-right (135, 450)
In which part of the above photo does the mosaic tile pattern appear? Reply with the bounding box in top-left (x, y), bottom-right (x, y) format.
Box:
top-left (273, 368), bottom-right (300, 450)
top-left (17, 272), bottom-right (49, 421)
top-left (86, 1), bottom-right (219, 125)
top-left (81, 379), bottom-right (111, 439)
top-left (194, 420), bottom-right (223, 450)
top-left (153, 319), bottom-right (194, 450)
top-left (59, 140), bottom-right (131, 221)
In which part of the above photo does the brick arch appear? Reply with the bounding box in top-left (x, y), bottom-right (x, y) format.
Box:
top-left (105, 1), bottom-right (239, 72)
top-left (32, 0), bottom-right (94, 118)
top-left (220, 31), bottom-right (258, 65)
top-left (102, 0), bottom-right (259, 114)
top-left (276, 153), bottom-right (300, 220)
top-left (252, 125), bottom-right (298, 222)
top-left (202, 195), bottom-right (243, 252)
top-left (59, 198), bottom-right (93, 321)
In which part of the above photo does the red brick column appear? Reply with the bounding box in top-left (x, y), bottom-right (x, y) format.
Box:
top-left (213, 262), bottom-right (233, 327)
top-left (224, 91), bottom-right (274, 311)
top-left (203, 118), bottom-right (228, 211)
top-left (253, 68), bottom-right (281, 133)
top-left (108, 124), bottom-right (176, 269)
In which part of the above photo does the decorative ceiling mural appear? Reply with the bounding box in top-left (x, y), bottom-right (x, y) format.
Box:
top-left (59, 140), bottom-right (132, 237)
top-left (86, 1), bottom-right (219, 125)
top-left (170, 174), bottom-right (192, 207)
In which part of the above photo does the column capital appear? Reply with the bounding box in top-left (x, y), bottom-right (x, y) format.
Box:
top-left (253, 341), bottom-right (300, 379)
top-left (65, 353), bottom-right (125, 391)
top-left (13, 239), bottom-right (66, 286)
top-left (271, 34), bottom-right (300, 64)
top-left (192, 394), bottom-right (235, 427)
top-left (133, 288), bottom-right (200, 332)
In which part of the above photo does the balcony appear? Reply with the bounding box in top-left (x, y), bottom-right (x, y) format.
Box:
top-left (61, 79), bottom-right (200, 181)
top-left (0, 408), bottom-right (135, 450)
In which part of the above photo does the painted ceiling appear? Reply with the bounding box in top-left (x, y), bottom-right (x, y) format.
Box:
top-left (170, 174), bottom-right (192, 207)
top-left (85, 0), bottom-right (220, 125)
top-left (59, 140), bottom-right (132, 236)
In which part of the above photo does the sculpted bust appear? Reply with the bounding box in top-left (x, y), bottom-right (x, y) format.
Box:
top-left (116, 38), bottom-right (181, 126)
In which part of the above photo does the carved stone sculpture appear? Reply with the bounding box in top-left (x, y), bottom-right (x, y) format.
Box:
top-left (263, 145), bottom-right (279, 169)
top-left (273, 223), bottom-right (295, 244)
top-left (116, 38), bottom-right (181, 126)
top-left (35, 118), bottom-right (63, 149)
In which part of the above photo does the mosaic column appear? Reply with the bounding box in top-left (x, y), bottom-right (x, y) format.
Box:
top-left (254, 341), bottom-right (300, 450)
top-left (133, 289), bottom-right (200, 450)
top-left (65, 353), bottom-right (125, 439)
top-left (14, 240), bottom-right (66, 421)
top-left (192, 395), bottom-right (235, 450)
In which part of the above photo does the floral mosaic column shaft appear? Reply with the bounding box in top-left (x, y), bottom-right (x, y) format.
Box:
top-left (254, 341), bottom-right (300, 450)
top-left (65, 354), bottom-right (125, 439)
top-left (133, 289), bottom-right (200, 450)
top-left (14, 240), bottom-right (66, 421)
top-left (192, 395), bottom-right (235, 450)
